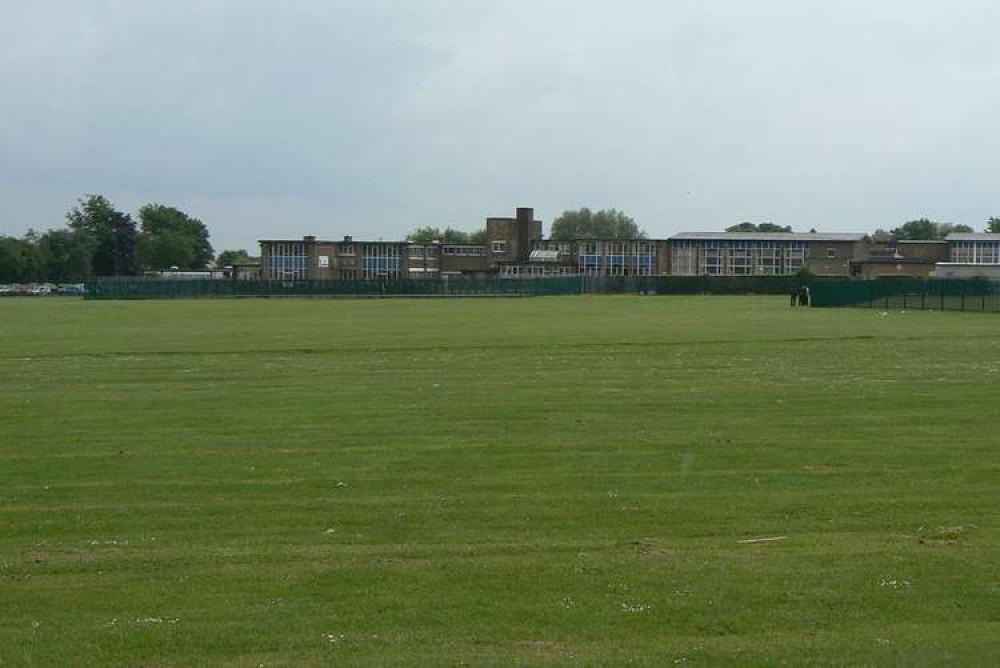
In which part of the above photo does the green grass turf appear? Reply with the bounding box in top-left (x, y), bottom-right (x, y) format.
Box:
top-left (1, 296), bottom-right (998, 666)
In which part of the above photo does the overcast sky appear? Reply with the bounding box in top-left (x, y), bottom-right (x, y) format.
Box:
top-left (2, 0), bottom-right (999, 250)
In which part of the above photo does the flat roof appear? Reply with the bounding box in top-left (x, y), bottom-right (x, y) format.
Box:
top-left (258, 239), bottom-right (410, 244)
top-left (945, 233), bottom-right (1000, 242)
top-left (563, 237), bottom-right (667, 242)
top-left (936, 262), bottom-right (1000, 266)
top-left (670, 232), bottom-right (867, 242)
top-left (856, 257), bottom-right (937, 264)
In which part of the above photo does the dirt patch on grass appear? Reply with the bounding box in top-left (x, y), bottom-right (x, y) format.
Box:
top-left (919, 524), bottom-right (978, 546)
top-left (629, 538), bottom-right (675, 560)
top-left (372, 555), bottom-right (433, 570)
top-left (514, 640), bottom-right (573, 655)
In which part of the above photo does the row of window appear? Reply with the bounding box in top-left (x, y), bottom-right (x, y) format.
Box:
top-left (673, 247), bottom-right (808, 276)
top-left (952, 242), bottom-right (1000, 264)
top-left (578, 242), bottom-right (655, 255)
top-left (442, 245), bottom-right (486, 257)
top-left (673, 240), bottom-right (812, 251)
top-left (579, 265), bottom-right (655, 277)
top-left (578, 254), bottom-right (656, 265)
top-left (500, 266), bottom-right (580, 278)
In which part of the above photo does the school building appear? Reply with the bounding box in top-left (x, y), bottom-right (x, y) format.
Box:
top-left (260, 208), bottom-right (675, 281)
top-left (936, 233), bottom-right (1000, 279)
top-left (261, 209), bottom-right (1000, 282)
top-left (667, 232), bottom-right (870, 277)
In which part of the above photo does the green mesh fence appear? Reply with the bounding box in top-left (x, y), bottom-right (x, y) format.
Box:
top-left (811, 277), bottom-right (1000, 312)
top-left (84, 275), bottom-right (802, 300)
top-left (581, 275), bottom-right (799, 295)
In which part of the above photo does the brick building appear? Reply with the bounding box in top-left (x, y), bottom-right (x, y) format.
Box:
top-left (853, 240), bottom-right (949, 279)
top-left (260, 208), bottom-right (543, 281)
top-left (935, 233), bottom-right (1000, 278)
top-left (262, 211), bottom-right (892, 282)
top-left (669, 233), bottom-right (870, 277)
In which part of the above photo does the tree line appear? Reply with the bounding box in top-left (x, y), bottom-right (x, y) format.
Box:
top-left (4, 198), bottom-right (999, 283)
top-left (0, 195), bottom-right (255, 283)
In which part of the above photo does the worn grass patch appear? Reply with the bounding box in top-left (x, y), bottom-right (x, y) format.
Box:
top-left (1, 296), bottom-right (998, 665)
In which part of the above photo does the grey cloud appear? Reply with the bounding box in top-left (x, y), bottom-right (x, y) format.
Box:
top-left (2, 0), bottom-right (999, 249)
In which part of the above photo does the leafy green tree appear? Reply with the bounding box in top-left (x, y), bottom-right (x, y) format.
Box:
top-left (18, 230), bottom-right (46, 280)
top-left (406, 226), bottom-right (480, 244)
top-left (890, 219), bottom-right (973, 240)
top-left (38, 229), bottom-right (91, 282)
top-left (137, 230), bottom-right (195, 270)
top-left (872, 228), bottom-right (893, 242)
top-left (725, 222), bottom-right (793, 233)
top-left (938, 223), bottom-right (974, 237)
top-left (793, 265), bottom-right (815, 285)
top-left (216, 249), bottom-right (256, 267)
top-left (0, 236), bottom-right (29, 282)
top-left (136, 204), bottom-right (213, 270)
top-left (987, 218), bottom-right (1000, 233)
top-left (891, 219), bottom-right (937, 240)
top-left (66, 195), bottom-right (138, 276)
top-left (0, 232), bottom-right (63, 282)
top-left (549, 208), bottom-right (645, 240)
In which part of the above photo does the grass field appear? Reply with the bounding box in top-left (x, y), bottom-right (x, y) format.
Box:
top-left (1, 296), bottom-right (998, 666)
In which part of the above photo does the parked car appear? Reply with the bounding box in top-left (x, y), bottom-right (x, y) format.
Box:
top-left (30, 284), bottom-right (53, 296)
top-left (57, 284), bottom-right (86, 296)
top-left (0, 284), bottom-right (13, 296)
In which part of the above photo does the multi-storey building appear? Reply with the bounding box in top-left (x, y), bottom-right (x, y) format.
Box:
top-left (260, 208), bottom-right (542, 281)
top-left (936, 233), bottom-right (1000, 278)
top-left (260, 236), bottom-right (407, 281)
top-left (499, 239), bottom-right (670, 278)
top-left (261, 211), bottom-right (879, 281)
top-left (668, 233), bottom-right (870, 277)
top-left (946, 233), bottom-right (1000, 264)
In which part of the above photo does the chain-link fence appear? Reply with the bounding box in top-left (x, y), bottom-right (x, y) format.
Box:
top-left (811, 277), bottom-right (1000, 312)
top-left (84, 275), bottom-right (802, 300)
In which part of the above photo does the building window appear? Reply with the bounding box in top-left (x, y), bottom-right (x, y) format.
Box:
top-left (362, 244), bottom-right (403, 280)
top-left (976, 242), bottom-right (1000, 264)
top-left (826, 247), bottom-right (836, 259)
top-left (729, 250), bottom-right (750, 275)
top-left (442, 245), bottom-right (486, 257)
top-left (340, 244), bottom-right (355, 256)
top-left (267, 242), bottom-right (307, 280)
top-left (318, 256), bottom-right (329, 268)
top-left (579, 254), bottom-right (601, 276)
top-left (492, 240), bottom-right (507, 254)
